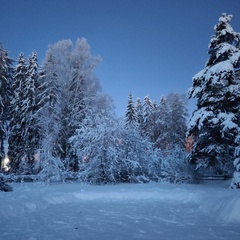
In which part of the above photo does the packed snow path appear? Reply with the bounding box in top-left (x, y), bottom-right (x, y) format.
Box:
top-left (0, 182), bottom-right (240, 240)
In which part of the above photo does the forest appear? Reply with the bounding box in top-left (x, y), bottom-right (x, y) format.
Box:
top-left (0, 13), bottom-right (240, 189)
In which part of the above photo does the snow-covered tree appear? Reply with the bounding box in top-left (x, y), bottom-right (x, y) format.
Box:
top-left (231, 136), bottom-right (240, 188)
top-left (188, 14), bottom-right (240, 175)
top-left (35, 52), bottom-right (64, 175)
top-left (122, 124), bottom-right (160, 182)
top-left (37, 52), bottom-right (61, 142)
top-left (35, 135), bottom-right (65, 183)
top-left (16, 52), bottom-right (41, 173)
top-left (65, 38), bottom-right (100, 135)
top-left (206, 14), bottom-right (240, 67)
top-left (8, 53), bottom-right (27, 172)
top-left (142, 95), bottom-right (153, 137)
top-left (143, 95), bottom-right (153, 122)
top-left (41, 38), bottom-right (112, 173)
top-left (70, 115), bottom-right (160, 184)
top-left (154, 96), bottom-right (170, 150)
top-left (135, 98), bottom-right (144, 134)
top-left (125, 92), bottom-right (137, 126)
top-left (38, 52), bottom-right (60, 112)
top-left (161, 146), bottom-right (196, 184)
top-left (149, 100), bottom-right (159, 142)
top-left (166, 93), bottom-right (188, 148)
top-left (70, 116), bottom-right (121, 184)
top-left (0, 44), bottom-right (13, 165)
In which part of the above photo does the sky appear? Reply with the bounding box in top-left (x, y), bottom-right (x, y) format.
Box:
top-left (1, 0), bottom-right (240, 117)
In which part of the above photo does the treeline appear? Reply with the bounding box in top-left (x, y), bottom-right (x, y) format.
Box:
top-left (2, 13), bottom-right (239, 188)
top-left (0, 39), bottom-right (194, 184)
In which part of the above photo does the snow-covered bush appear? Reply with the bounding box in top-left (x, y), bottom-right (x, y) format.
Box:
top-left (161, 146), bottom-right (197, 184)
top-left (35, 136), bottom-right (66, 183)
top-left (70, 117), bottom-right (160, 184)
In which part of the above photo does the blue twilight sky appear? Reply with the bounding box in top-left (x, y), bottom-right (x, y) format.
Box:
top-left (1, 0), bottom-right (240, 117)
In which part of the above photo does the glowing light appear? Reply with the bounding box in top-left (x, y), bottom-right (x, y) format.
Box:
top-left (82, 155), bottom-right (89, 163)
top-left (1, 156), bottom-right (10, 171)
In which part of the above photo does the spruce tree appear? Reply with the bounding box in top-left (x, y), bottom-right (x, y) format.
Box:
top-left (125, 92), bottom-right (137, 126)
top-left (135, 98), bottom-right (144, 134)
top-left (20, 52), bottom-right (41, 172)
top-left (36, 52), bottom-right (62, 174)
top-left (188, 14), bottom-right (240, 175)
top-left (0, 44), bottom-right (13, 164)
top-left (154, 96), bottom-right (170, 150)
top-left (167, 93), bottom-right (188, 149)
top-left (8, 53), bottom-right (27, 172)
top-left (142, 95), bottom-right (153, 137)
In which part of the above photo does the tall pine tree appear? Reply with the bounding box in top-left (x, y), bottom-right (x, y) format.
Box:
top-left (135, 98), bottom-right (144, 134)
top-left (125, 92), bottom-right (137, 126)
top-left (8, 53), bottom-right (27, 172)
top-left (0, 44), bottom-right (13, 166)
top-left (154, 96), bottom-right (170, 150)
top-left (142, 95), bottom-right (153, 137)
top-left (188, 14), bottom-right (240, 175)
top-left (19, 52), bottom-right (41, 172)
top-left (166, 93), bottom-right (188, 149)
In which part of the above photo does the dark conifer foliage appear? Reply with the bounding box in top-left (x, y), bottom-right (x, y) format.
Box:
top-left (133, 93), bottom-right (188, 151)
top-left (8, 53), bottom-right (27, 172)
top-left (125, 92), bottom-right (137, 126)
top-left (0, 44), bottom-right (14, 163)
top-left (8, 52), bottom-right (41, 173)
top-left (188, 14), bottom-right (240, 175)
top-left (166, 93), bottom-right (188, 149)
top-left (135, 98), bottom-right (144, 134)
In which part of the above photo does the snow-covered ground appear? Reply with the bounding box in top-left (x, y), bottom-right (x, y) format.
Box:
top-left (0, 181), bottom-right (240, 240)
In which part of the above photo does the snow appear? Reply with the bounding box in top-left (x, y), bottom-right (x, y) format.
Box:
top-left (216, 13), bottom-right (233, 33)
top-left (216, 43), bottom-right (237, 60)
top-left (205, 61), bottom-right (233, 83)
top-left (1, 181), bottom-right (240, 240)
top-left (188, 107), bottom-right (214, 130)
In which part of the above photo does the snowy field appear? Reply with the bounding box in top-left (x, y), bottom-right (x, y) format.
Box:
top-left (0, 181), bottom-right (240, 240)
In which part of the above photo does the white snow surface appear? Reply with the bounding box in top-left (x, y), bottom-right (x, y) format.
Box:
top-left (1, 181), bottom-right (240, 240)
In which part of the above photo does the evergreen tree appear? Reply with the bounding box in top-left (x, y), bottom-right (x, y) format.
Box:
top-left (0, 44), bottom-right (13, 165)
top-left (166, 93), bottom-right (188, 149)
top-left (125, 92), bottom-right (137, 126)
top-left (36, 52), bottom-right (63, 174)
top-left (148, 100), bottom-right (159, 143)
top-left (8, 53), bottom-right (27, 172)
top-left (135, 98), bottom-right (144, 134)
top-left (206, 14), bottom-right (240, 67)
top-left (231, 134), bottom-right (240, 188)
top-left (142, 95), bottom-right (153, 137)
top-left (154, 96), bottom-right (170, 150)
top-left (188, 14), bottom-right (240, 175)
top-left (20, 52), bottom-right (41, 172)
top-left (38, 52), bottom-right (59, 112)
